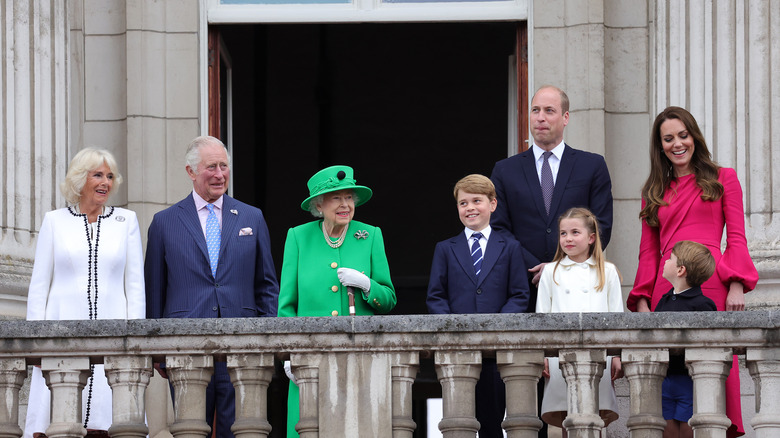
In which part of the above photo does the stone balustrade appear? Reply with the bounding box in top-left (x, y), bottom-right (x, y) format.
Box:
top-left (2, 312), bottom-right (780, 438)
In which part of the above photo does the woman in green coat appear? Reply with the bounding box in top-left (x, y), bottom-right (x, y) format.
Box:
top-left (278, 165), bottom-right (397, 437)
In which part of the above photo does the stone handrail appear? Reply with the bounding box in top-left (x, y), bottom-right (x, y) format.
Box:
top-left (1, 312), bottom-right (779, 438)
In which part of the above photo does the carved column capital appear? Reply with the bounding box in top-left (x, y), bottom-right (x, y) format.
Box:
top-left (390, 352), bottom-right (420, 438)
top-left (166, 355), bottom-right (214, 438)
top-left (0, 358), bottom-right (27, 438)
top-left (41, 357), bottom-right (91, 438)
top-left (621, 349), bottom-right (668, 438)
top-left (291, 353), bottom-right (322, 438)
top-left (686, 347), bottom-right (733, 436)
top-left (104, 355), bottom-right (153, 438)
top-left (226, 353), bottom-right (275, 438)
top-left (434, 351), bottom-right (482, 438)
top-left (746, 348), bottom-right (780, 437)
top-left (558, 349), bottom-right (606, 437)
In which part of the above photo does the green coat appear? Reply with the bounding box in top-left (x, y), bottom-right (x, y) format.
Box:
top-left (278, 219), bottom-right (396, 436)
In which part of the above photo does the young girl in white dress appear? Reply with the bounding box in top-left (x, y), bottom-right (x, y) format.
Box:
top-left (535, 207), bottom-right (624, 437)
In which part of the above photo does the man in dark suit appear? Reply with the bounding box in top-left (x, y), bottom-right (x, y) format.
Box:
top-left (427, 174), bottom-right (530, 437)
top-left (145, 135), bottom-right (279, 438)
top-left (490, 86), bottom-right (613, 437)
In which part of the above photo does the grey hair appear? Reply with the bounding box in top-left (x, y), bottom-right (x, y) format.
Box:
top-left (60, 148), bottom-right (123, 205)
top-left (307, 191), bottom-right (359, 218)
top-left (185, 136), bottom-right (231, 174)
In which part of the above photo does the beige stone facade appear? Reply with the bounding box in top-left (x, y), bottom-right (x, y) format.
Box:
top-left (2, 0), bottom-right (779, 436)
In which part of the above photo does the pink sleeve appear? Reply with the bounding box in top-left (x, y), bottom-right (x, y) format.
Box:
top-left (627, 198), bottom-right (661, 312)
top-left (717, 168), bottom-right (759, 292)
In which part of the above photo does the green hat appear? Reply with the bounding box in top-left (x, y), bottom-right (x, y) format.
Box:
top-left (300, 165), bottom-right (373, 211)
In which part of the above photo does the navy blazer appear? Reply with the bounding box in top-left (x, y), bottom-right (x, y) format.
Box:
top-left (145, 194), bottom-right (279, 319)
top-left (426, 230), bottom-right (530, 314)
top-left (490, 144), bottom-right (613, 266)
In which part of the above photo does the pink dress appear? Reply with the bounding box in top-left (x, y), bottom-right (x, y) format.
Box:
top-left (627, 167), bottom-right (759, 437)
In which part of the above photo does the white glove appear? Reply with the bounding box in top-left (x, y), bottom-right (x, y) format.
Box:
top-left (337, 267), bottom-right (371, 294)
top-left (283, 360), bottom-right (296, 384)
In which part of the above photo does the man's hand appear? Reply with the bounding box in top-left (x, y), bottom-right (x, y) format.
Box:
top-left (528, 263), bottom-right (548, 285)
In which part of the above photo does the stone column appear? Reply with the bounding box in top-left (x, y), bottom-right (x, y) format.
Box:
top-left (746, 348), bottom-right (780, 437)
top-left (390, 352), bottom-right (420, 438)
top-left (621, 349), bottom-right (668, 438)
top-left (434, 351), bottom-right (481, 438)
top-left (166, 355), bottom-right (214, 438)
top-left (104, 355), bottom-right (153, 438)
top-left (291, 353), bottom-right (322, 438)
top-left (0, 358), bottom-right (27, 438)
top-left (41, 357), bottom-right (91, 438)
top-left (686, 347), bottom-right (732, 438)
top-left (496, 350), bottom-right (544, 438)
top-left (559, 349), bottom-right (605, 438)
top-left (226, 353), bottom-right (275, 438)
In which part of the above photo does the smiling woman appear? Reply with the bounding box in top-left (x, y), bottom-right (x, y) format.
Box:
top-left (25, 148), bottom-right (145, 438)
top-left (277, 164), bottom-right (397, 438)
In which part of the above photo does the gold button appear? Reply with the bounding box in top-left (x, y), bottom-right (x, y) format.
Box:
top-left (331, 285), bottom-right (339, 292)
top-left (331, 310), bottom-right (339, 316)
top-left (330, 262), bottom-right (338, 269)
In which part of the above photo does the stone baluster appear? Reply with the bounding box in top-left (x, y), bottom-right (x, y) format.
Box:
top-left (559, 349), bottom-right (605, 438)
top-left (390, 352), bottom-right (420, 438)
top-left (226, 353), bottom-right (275, 438)
top-left (42, 357), bottom-right (91, 438)
top-left (292, 353), bottom-right (322, 438)
top-left (686, 347), bottom-right (732, 438)
top-left (104, 356), bottom-right (153, 438)
top-left (434, 351), bottom-right (482, 438)
top-left (0, 358), bottom-right (27, 438)
top-left (166, 355), bottom-right (214, 438)
top-left (621, 349), bottom-right (668, 438)
top-left (746, 348), bottom-right (780, 437)
top-left (496, 350), bottom-right (544, 438)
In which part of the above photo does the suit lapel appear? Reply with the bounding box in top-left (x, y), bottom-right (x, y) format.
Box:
top-left (177, 194), bottom-right (210, 264)
top-left (220, 195), bottom-right (241, 260)
top-left (520, 151), bottom-right (548, 221)
top-left (478, 233), bottom-right (505, 287)
top-left (549, 145), bottom-right (576, 226)
top-left (450, 235), bottom-right (479, 285)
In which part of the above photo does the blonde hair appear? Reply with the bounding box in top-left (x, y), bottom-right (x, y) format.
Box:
top-left (551, 207), bottom-right (612, 291)
top-left (453, 174), bottom-right (496, 200)
top-left (672, 240), bottom-right (716, 287)
top-left (60, 148), bottom-right (123, 205)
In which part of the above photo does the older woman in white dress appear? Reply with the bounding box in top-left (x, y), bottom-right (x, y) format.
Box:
top-left (25, 148), bottom-right (145, 438)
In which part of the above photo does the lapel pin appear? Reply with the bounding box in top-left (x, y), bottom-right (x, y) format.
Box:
top-left (354, 230), bottom-right (369, 240)
top-left (230, 209), bottom-right (238, 215)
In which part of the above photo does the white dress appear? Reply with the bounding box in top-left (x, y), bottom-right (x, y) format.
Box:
top-left (24, 207), bottom-right (145, 438)
top-left (535, 256), bottom-right (624, 428)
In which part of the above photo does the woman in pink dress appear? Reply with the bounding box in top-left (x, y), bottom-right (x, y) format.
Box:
top-left (627, 106), bottom-right (758, 437)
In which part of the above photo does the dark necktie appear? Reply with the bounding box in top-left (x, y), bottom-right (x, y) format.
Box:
top-left (471, 232), bottom-right (483, 278)
top-left (541, 151), bottom-right (554, 215)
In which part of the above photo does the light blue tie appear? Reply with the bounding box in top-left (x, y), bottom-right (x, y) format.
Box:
top-left (206, 204), bottom-right (220, 277)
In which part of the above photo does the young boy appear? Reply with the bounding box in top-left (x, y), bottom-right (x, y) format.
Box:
top-left (655, 240), bottom-right (717, 438)
top-left (426, 174), bottom-right (530, 438)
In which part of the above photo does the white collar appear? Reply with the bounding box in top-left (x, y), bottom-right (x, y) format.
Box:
top-left (465, 225), bottom-right (492, 241)
top-left (558, 255), bottom-right (596, 268)
top-left (532, 142), bottom-right (565, 162)
top-left (192, 190), bottom-right (224, 211)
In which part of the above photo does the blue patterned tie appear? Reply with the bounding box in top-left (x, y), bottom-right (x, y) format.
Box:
top-left (541, 151), bottom-right (554, 215)
top-left (471, 232), bottom-right (484, 278)
top-left (206, 204), bottom-right (220, 277)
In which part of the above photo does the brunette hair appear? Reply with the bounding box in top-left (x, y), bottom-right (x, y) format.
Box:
top-left (551, 207), bottom-right (610, 291)
top-left (639, 107), bottom-right (723, 226)
top-left (672, 240), bottom-right (716, 287)
top-left (453, 174), bottom-right (496, 201)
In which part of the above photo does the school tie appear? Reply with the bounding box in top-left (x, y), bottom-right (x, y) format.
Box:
top-left (206, 203), bottom-right (220, 277)
top-left (471, 232), bottom-right (484, 278)
top-left (541, 151), bottom-right (554, 215)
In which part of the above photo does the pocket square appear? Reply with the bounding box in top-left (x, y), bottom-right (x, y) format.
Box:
top-left (239, 227), bottom-right (253, 236)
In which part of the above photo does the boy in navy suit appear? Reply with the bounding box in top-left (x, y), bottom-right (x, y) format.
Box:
top-left (655, 240), bottom-right (717, 438)
top-left (427, 174), bottom-right (531, 437)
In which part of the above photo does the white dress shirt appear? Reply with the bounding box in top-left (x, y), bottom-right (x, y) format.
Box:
top-left (465, 225), bottom-right (492, 256)
top-left (193, 190), bottom-right (224, 236)
top-left (532, 142), bottom-right (566, 185)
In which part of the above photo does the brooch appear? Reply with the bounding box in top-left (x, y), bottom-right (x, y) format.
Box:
top-left (354, 230), bottom-right (369, 240)
top-left (116, 216), bottom-right (125, 222)
top-left (230, 209), bottom-right (238, 215)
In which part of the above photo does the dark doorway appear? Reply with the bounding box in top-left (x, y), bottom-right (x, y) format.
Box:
top-left (216, 22), bottom-right (519, 437)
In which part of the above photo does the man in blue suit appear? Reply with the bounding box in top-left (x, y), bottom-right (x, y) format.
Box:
top-left (145, 135), bottom-right (279, 438)
top-left (490, 85), bottom-right (613, 437)
top-left (427, 174), bottom-right (530, 438)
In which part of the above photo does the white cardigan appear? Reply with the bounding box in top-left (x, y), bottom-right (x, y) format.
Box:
top-left (24, 206), bottom-right (145, 437)
top-left (27, 206), bottom-right (145, 320)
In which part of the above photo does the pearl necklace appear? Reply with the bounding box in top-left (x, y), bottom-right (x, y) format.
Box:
top-left (322, 222), bottom-right (347, 248)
